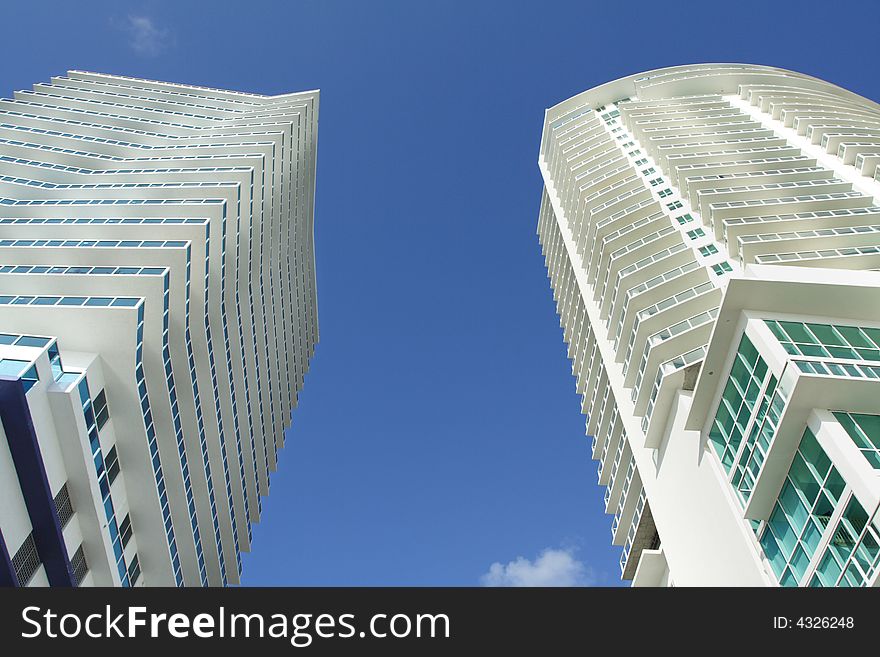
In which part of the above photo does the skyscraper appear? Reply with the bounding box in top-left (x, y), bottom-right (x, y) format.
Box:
top-left (537, 64), bottom-right (880, 586)
top-left (0, 72), bottom-right (318, 587)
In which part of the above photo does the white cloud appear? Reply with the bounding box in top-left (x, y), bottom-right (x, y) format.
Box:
top-left (480, 547), bottom-right (595, 587)
top-left (124, 15), bottom-right (172, 57)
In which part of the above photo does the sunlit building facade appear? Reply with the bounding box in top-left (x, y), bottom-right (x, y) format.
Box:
top-left (0, 72), bottom-right (319, 586)
top-left (538, 64), bottom-right (880, 586)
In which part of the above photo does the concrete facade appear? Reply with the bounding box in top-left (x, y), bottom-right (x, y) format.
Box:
top-left (0, 72), bottom-right (319, 587)
top-left (538, 64), bottom-right (880, 586)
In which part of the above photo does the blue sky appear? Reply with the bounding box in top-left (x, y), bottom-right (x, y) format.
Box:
top-left (3, 0), bottom-right (878, 586)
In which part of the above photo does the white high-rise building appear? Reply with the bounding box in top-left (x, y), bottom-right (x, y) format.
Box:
top-left (0, 72), bottom-right (318, 587)
top-left (538, 64), bottom-right (880, 587)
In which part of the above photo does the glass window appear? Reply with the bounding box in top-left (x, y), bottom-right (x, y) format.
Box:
top-left (15, 335), bottom-right (51, 348)
top-left (834, 412), bottom-right (880, 469)
top-left (814, 551), bottom-right (842, 586)
top-left (708, 333), bottom-right (771, 475)
top-left (759, 428), bottom-right (857, 587)
top-left (699, 244), bottom-right (719, 257)
top-left (119, 514), bottom-right (133, 548)
top-left (779, 321), bottom-right (815, 344)
top-left (788, 452), bottom-right (821, 506)
top-left (808, 323), bottom-right (845, 346)
top-left (766, 320), bottom-right (880, 365)
top-left (836, 325), bottom-right (872, 349)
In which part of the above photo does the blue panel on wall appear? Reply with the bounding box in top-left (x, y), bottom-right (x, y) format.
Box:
top-left (0, 378), bottom-right (74, 587)
top-left (0, 526), bottom-right (18, 587)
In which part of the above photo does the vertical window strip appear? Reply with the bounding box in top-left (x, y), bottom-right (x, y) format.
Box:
top-left (758, 427), bottom-right (844, 587)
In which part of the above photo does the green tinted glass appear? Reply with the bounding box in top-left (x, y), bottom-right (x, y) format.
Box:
top-left (815, 552), bottom-right (842, 586)
top-left (853, 414), bottom-right (880, 447)
top-left (836, 325), bottom-right (871, 348)
top-left (780, 321), bottom-right (815, 344)
top-left (808, 323), bottom-right (844, 346)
